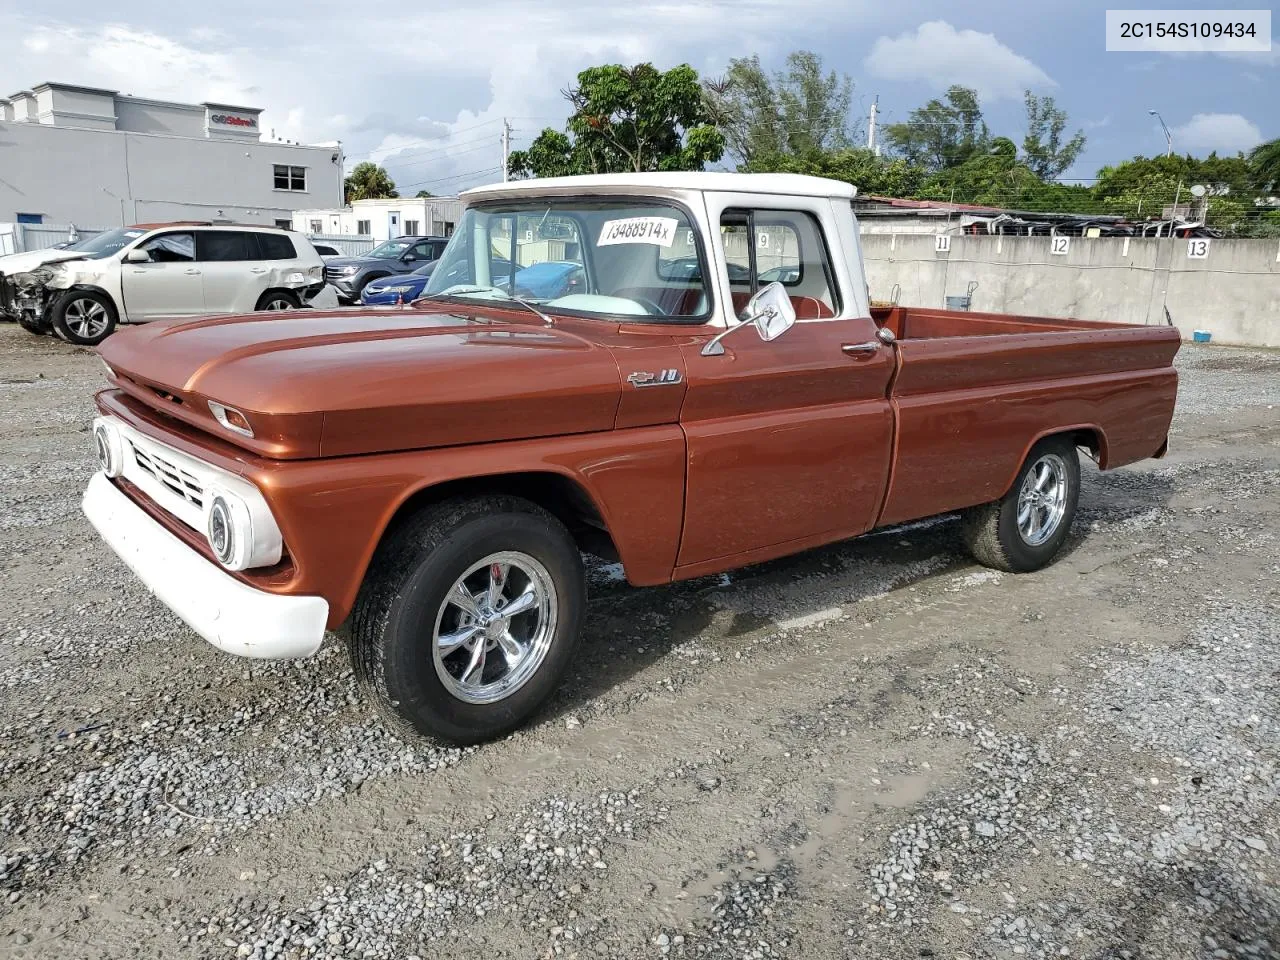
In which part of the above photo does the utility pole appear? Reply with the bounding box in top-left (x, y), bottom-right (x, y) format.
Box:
top-left (867, 96), bottom-right (879, 156)
top-left (1148, 109), bottom-right (1172, 157)
top-left (501, 118), bottom-right (512, 182)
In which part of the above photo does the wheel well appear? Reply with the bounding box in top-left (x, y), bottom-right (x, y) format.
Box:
top-left (1068, 427), bottom-right (1106, 466)
top-left (61, 284), bottom-right (119, 311)
top-left (382, 472), bottom-right (620, 564)
top-left (256, 288), bottom-right (301, 307)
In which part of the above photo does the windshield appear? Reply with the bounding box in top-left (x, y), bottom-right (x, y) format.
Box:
top-left (422, 199), bottom-right (710, 321)
top-left (367, 239), bottom-right (414, 259)
top-left (65, 228), bottom-right (147, 259)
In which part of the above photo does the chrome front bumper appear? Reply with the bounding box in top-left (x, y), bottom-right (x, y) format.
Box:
top-left (82, 472), bottom-right (328, 659)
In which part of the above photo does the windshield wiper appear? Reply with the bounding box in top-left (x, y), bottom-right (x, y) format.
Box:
top-left (425, 285), bottom-right (554, 326)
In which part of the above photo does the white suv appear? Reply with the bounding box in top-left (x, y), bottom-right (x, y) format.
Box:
top-left (0, 223), bottom-right (325, 346)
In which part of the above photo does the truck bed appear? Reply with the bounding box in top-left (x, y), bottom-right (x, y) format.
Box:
top-left (867, 305), bottom-right (1181, 527)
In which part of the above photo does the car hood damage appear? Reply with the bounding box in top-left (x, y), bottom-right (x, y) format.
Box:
top-left (98, 302), bottom-right (625, 459)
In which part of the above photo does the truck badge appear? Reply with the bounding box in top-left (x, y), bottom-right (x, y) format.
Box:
top-left (627, 369), bottom-right (682, 388)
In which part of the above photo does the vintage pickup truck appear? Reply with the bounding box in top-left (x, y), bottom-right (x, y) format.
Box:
top-left (83, 172), bottom-right (1180, 744)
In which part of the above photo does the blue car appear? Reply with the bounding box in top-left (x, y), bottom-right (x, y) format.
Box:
top-left (510, 261), bottom-right (585, 298)
top-left (360, 258), bottom-right (582, 306)
top-left (359, 261), bottom-right (437, 305)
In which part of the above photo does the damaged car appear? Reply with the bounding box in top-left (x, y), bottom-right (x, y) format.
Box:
top-left (0, 223), bottom-right (325, 346)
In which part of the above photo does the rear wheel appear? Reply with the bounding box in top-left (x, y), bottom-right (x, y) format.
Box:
top-left (51, 290), bottom-right (117, 346)
top-left (961, 436), bottom-right (1080, 573)
top-left (255, 290), bottom-right (301, 311)
top-left (349, 496), bottom-right (585, 745)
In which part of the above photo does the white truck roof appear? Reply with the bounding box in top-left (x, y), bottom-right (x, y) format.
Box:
top-left (462, 172), bottom-right (857, 202)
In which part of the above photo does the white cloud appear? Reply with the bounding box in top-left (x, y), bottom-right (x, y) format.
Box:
top-left (1, 2), bottom-right (857, 196)
top-left (864, 20), bottom-right (1054, 100)
top-left (1170, 113), bottom-right (1264, 154)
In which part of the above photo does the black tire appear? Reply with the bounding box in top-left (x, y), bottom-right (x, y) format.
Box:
top-left (960, 436), bottom-right (1081, 573)
top-left (255, 289), bottom-right (302, 311)
top-left (17, 309), bottom-right (51, 336)
top-left (349, 495), bottom-right (586, 745)
top-left (50, 289), bottom-right (117, 346)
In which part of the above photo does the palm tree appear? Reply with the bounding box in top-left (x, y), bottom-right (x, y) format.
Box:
top-left (344, 162), bottom-right (398, 203)
top-left (1249, 138), bottom-right (1280, 193)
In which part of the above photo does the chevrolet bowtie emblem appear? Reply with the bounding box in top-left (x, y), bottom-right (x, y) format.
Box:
top-left (627, 369), bottom-right (682, 388)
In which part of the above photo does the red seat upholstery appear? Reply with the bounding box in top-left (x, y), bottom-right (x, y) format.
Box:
top-left (730, 291), bottom-right (834, 320)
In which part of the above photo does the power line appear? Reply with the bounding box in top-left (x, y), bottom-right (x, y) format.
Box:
top-left (343, 117), bottom-right (507, 162)
top-left (397, 165), bottom-right (505, 191)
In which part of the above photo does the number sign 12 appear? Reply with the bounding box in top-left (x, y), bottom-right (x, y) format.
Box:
top-left (1050, 236), bottom-right (1070, 256)
top-left (1187, 239), bottom-right (1210, 259)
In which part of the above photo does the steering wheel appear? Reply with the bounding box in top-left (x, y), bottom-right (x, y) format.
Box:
top-left (629, 297), bottom-right (668, 317)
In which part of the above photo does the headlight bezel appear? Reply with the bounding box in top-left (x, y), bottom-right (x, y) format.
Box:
top-left (203, 487), bottom-right (281, 571)
top-left (93, 420), bottom-right (124, 477)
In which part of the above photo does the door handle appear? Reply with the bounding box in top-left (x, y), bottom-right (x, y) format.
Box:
top-left (184, 269), bottom-right (201, 275)
top-left (250, 268), bottom-right (267, 274)
top-left (842, 341), bottom-right (880, 355)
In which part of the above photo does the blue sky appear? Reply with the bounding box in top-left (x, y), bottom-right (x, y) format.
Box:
top-left (2, 0), bottom-right (1274, 194)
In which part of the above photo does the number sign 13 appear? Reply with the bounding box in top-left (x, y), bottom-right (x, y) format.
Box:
top-left (1187, 239), bottom-right (1210, 259)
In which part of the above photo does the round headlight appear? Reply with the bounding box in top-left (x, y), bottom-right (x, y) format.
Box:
top-left (93, 420), bottom-right (123, 477)
top-left (207, 496), bottom-right (236, 566)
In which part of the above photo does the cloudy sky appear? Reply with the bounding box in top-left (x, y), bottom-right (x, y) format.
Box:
top-left (2, 0), bottom-right (1275, 197)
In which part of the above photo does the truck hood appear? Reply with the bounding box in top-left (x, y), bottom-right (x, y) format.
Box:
top-left (98, 304), bottom-right (623, 459)
top-left (0, 249), bottom-right (89, 275)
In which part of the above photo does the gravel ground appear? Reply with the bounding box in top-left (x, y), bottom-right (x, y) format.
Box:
top-left (0, 323), bottom-right (1277, 960)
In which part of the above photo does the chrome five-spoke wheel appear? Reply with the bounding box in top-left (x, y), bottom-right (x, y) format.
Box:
top-left (1016, 452), bottom-right (1068, 546)
top-left (433, 551), bottom-right (557, 704)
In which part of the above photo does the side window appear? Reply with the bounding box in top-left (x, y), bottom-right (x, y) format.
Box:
top-left (718, 209), bottom-right (839, 319)
top-left (409, 240), bottom-right (435, 261)
top-left (255, 233), bottom-right (298, 260)
top-left (198, 231), bottom-right (254, 262)
top-left (140, 232), bottom-right (195, 263)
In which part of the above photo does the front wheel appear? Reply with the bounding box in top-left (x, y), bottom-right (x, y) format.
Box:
top-left (960, 436), bottom-right (1080, 573)
top-left (51, 290), bottom-right (118, 345)
top-left (349, 496), bottom-right (585, 745)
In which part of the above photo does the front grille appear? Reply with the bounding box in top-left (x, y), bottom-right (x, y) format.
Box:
top-left (129, 440), bottom-right (204, 509)
top-left (323, 265), bottom-right (345, 283)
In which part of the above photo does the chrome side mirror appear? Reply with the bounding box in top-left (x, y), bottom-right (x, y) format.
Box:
top-left (701, 282), bottom-right (797, 357)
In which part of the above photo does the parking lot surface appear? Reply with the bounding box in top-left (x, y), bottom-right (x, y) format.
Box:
top-left (1, 324), bottom-right (1277, 960)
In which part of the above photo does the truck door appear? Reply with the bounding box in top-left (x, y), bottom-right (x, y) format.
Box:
top-left (676, 201), bottom-right (895, 572)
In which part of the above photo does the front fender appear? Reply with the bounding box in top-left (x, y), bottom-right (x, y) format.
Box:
top-left (97, 389), bottom-right (685, 629)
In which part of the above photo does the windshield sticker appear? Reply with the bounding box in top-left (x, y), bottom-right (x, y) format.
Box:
top-left (597, 217), bottom-right (679, 248)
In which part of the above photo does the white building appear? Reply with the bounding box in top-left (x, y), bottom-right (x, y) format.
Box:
top-left (292, 196), bottom-right (466, 243)
top-left (0, 81), bottom-right (344, 230)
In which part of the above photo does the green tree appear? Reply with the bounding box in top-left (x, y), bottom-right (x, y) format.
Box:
top-left (344, 162), bottom-right (397, 203)
top-left (704, 51), bottom-right (852, 167)
top-left (1091, 153), bottom-right (1256, 217)
top-left (883, 86), bottom-right (989, 172)
top-left (1021, 92), bottom-right (1086, 179)
top-left (415, 189), bottom-right (434, 198)
top-left (507, 63), bottom-right (724, 178)
top-left (1249, 137), bottom-right (1280, 193)
top-left (744, 147), bottom-right (926, 197)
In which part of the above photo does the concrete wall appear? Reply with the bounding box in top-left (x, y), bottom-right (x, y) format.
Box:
top-left (0, 119), bottom-right (344, 226)
top-left (860, 232), bottom-right (1280, 347)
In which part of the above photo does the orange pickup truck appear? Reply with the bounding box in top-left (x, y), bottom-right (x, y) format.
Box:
top-left (83, 172), bottom-right (1179, 743)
